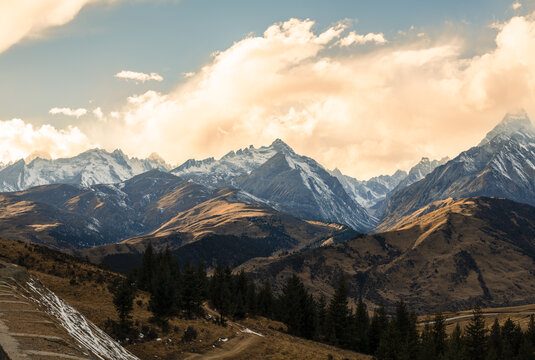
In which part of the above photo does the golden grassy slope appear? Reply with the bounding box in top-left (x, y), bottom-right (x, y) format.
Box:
top-left (0, 238), bottom-right (368, 360)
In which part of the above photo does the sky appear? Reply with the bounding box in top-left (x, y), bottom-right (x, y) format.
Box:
top-left (1, 0), bottom-right (535, 179)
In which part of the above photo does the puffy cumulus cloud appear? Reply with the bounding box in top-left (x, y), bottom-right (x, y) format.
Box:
top-left (49, 107), bottom-right (88, 117)
top-left (338, 31), bottom-right (387, 46)
top-left (98, 16), bottom-right (535, 179)
top-left (115, 70), bottom-right (164, 82)
top-left (0, 119), bottom-right (92, 163)
top-left (0, 0), bottom-right (117, 54)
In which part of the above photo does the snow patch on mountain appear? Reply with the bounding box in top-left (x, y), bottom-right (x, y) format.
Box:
top-left (0, 148), bottom-right (170, 192)
top-left (171, 142), bottom-right (282, 187)
top-left (331, 168), bottom-right (408, 209)
top-left (380, 110), bottom-right (535, 230)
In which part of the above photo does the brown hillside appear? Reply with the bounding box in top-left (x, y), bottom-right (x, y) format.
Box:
top-left (242, 197), bottom-right (535, 313)
top-left (0, 238), bottom-right (369, 360)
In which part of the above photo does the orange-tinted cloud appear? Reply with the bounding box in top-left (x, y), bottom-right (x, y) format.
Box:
top-left (94, 15), bottom-right (535, 178)
top-left (0, 119), bottom-right (92, 163)
top-left (0, 0), bottom-right (116, 54)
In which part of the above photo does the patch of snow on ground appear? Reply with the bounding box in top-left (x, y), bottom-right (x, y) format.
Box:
top-left (240, 328), bottom-right (264, 337)
top-left (25, 278), bottom-right (139, 360)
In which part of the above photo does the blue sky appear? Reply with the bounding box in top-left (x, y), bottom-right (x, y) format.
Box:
top-left (1, 0), bottom-right (534, 178)
top-left (0, 0), bottom-right (519, 122)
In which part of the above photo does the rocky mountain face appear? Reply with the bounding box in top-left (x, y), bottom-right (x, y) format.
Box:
top-left (330, 168), bottom-right (408, 209)
top-left (173, 139), bottom-right (376, 232)
top-left (331, 157), bottom-right (448, 218)
top-left (378, 110), bottom-right (535, 231)
top-left (171, 141), bottom-right (283, 187)
top-left (242, 197), bottom-right (535, 313)
top-left (392, 156), bottom-right (450, 191)
top-left (0, 149), bottom-right (170, 192)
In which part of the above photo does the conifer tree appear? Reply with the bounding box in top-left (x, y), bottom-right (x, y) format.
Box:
top-left (444, 323), bottom-right (464, 360)
top-left (527, 315), bottom-right (535, 348)
top-left (246, 280), bottom-right (257, 315)
top-left (278, 274), bottom-right (308, 337)
top-left (464, 304), bottom-right (487, 360)
top-left (501, 317), bottom-right (522, 359)
top-left (149, 252), bottom-right (177, 320)
top-left (302, 293), bottom-right (318, 340)
top-left (369, 303), bottom-right (388, 355)
top-left (113, 276), bottom-right (136, 329)
top-left (419, 322), bottom-right (435, 360)
top-left (196, 262), bottom-right (208, 299)
top-left (316, 296), bottom-right (328, 340)
top-left (354, 297), bottom-right (370, 353)
top-left (327, 275), bottom-right (351, 347)
top-left (138, 242), bottom-right (154, 291)
top-left (209, 264), bottom-right (224, 311)
top-left (433, 312), bottom-right (447, 357)
top-left (257, 279), bottom-right (274, 317)
top-left (407, 312), bottom-right (420, 360)
top-left (486, 318), bottom-right (502, 360)
top-left (517, 335), bottom-right (535, 360)
top-left (395, 300), bottom-right (410, 341)
top-left (181, 262), bottom-right (204, 319)
top-left (377, 319), bottom-right (407, 360)
top-left (233, 291), bottom-right (247, 319)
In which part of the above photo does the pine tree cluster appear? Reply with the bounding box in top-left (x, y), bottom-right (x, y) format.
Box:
top-left (116, 245), bottom-right (535, 359)
top-left (136, 244), bottom-right (207, 321)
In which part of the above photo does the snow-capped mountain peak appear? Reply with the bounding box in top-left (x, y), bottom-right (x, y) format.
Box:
top-left (0, 148), bottom-right (171, 192)
top-left (479, 109), bottom-right (534, 146)
top-left (380, 111), bottom-right (535, 230)
top-left (270, 138), bottom-right (295, 154)
top-left (171, 140), bottom-right (296, 186)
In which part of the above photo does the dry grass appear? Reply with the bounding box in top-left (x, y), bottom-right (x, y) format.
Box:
top-left (0, 238), bottom-right (369, 360)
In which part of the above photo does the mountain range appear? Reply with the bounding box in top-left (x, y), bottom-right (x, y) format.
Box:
top-left (0, 110), bottom-right (534, 312)
top-left (0, 110), bottom-right (533, 236)
top-left (0, 149), bottom-right (170, 192)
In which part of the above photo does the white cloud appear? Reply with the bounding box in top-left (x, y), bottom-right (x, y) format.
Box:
top-left (0, 0), bottom-right (118, 54)
top-left (114, 70), bottom-right (164, 82)
top-left (339, 31), bottom-right (387, 47)
top-left (182, 72), bottom-right (195, 78)
top-left (0, 118), bottom-right (92, 163)
top-left (60, 15), bottom-right (535, 178)
top-left (512, 2), bottom-right (522, 10)
top-left (92, 107), bottom-right (103, 119)
top-left (49, 107), bottom-right (87, 118)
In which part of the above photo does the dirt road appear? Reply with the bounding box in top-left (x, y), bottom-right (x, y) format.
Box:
top-left (183, 334), bottom-right (261, 360)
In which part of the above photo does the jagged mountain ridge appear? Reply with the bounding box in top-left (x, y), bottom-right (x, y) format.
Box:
top-left (378, 110), bottom-right (535, 231)
top-left (331, 156), bottom-right (449, 219)
top-left (330, 168), bottom-right (408, 209)
top-left (171, 140), bottom-right (285, 187)
top-left (173, 139), bottom-right (376, 232)
top-left (0, 148), bottom-right (170, 192)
